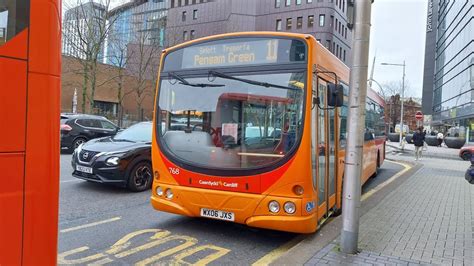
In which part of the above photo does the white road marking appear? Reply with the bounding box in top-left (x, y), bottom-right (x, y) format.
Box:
top-left (60, 217), bottom-right (122, 233)
top-left (61, 179), bottom-right (80, 183)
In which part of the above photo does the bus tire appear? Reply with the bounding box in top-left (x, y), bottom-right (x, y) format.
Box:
top-left (372, 153), bottom-right (380, 178)
top-left (333, 174), bottom-right (344, 216)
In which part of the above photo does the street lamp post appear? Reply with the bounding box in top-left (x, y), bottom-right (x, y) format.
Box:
top-left (381, 61), bottom-right (406, 148)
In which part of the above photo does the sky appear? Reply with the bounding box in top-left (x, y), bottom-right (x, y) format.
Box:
top-left (369, 0), bottom-right (428, 98)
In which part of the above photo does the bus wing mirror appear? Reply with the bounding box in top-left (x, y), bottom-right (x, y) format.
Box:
top-left (327, 83), bottom-right (343, 107)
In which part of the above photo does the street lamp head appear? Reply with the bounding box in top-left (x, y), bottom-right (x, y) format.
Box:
top-left (381, 62), bottom-right (405, 67)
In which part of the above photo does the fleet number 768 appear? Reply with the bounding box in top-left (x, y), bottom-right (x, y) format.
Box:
top-left (168, 167), bottom-right (180, 175)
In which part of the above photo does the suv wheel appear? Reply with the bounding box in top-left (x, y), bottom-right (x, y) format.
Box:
top-left (127, 161), bottom-right (153, 192)
top-left (461, 151), bottom-right (471, 161)
top-left (72, 137), bottom-right (87, 151)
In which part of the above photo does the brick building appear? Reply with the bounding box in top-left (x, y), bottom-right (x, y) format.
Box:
top-left (61, 56), bottom-right (155, 125)
top-left (385, 95), bottom-right (422, 132)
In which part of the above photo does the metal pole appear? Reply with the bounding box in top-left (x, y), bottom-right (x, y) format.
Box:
top-left (341, 0), bottom-right (372, 254)
top-left (399, 61), bottom-right (405, 148)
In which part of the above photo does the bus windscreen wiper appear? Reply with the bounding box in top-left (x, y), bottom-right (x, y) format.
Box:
top-left (208, 70), bottom-right (299, 91)
top-left (168, 72), bottom-right (224, 87)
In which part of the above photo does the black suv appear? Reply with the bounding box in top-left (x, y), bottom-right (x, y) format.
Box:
top-left (60, 114), bottom-right (119, 152)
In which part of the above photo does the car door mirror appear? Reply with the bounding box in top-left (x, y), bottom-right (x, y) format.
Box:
top-left (327, 83), bottom-right (344, 107)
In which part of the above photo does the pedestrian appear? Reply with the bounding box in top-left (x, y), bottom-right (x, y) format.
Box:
top-left (422, 129), bottom-right (428, 151)
top-left (413, 127), bottom-right (425, 161)
top-left (437, 131), bottom-right (444, 147)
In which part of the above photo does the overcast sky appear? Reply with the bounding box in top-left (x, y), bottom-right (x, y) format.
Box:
top-left (369, 0), bottom-right (428, 98)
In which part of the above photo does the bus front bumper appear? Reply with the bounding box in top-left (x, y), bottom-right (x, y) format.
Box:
top-left (150, 186), bottom-right (317, 234)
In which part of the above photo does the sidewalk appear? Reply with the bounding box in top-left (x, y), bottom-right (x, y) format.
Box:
top-left (274, 156), bottom-right (473, 265)
top-left (386, 141), bottom-right (461, 160)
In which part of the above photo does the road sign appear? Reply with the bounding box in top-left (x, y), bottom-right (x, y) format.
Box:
top-left (415, 111), bottom-right (423, 121)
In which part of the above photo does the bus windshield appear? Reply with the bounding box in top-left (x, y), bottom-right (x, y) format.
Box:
top-left (157, 71), bottom-right (305, 170)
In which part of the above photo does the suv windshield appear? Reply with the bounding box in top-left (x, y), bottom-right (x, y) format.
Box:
top-left (157, 71), bottom-right (305, 170)
top-left (114, 123), bottom-right (152, 142)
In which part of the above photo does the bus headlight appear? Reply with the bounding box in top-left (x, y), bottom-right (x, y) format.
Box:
top-left (105, 156), bottom-right (120, 166)
top-left (268, 200), bottom-right (280, 213)
top-left (284, 202), bottom-right (296, 214)
top-left (156, 186), bottom-right (163, 196)
top-left (165, 188), bottom-right (173, 199)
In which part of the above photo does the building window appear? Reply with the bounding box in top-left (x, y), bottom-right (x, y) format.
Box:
top-left (296, 0), bottom-right (301, 5)
top-left (339, 47), bottom-right (342, 58)
top-left (190, 30), bottom-right (195, 39)
top-left (316, 38), bottom-right (321, 42)
top-left (343, 50), bottom-right (346, 61)
top-left (275, 0), bottom-right (281, 8)
top-left (319, 14), bottom-right (325, 27)
top-left (336, 44), bottom-right (339, 56)
top-left (339, 21), bottom-right (342, 34)
top-left (335, 18), bottom-right (338, 30)
top-left (193, 9), bottom-right (198, 19)
top-left (286, 18), bottom-right (292, 29)
top-left (308, 15), bottom-right (314, 27)
top-left (182, 11), bottom-right (187, 21)
top-left (286, 0), bottom-right (291, 6)
top-left (297, 17), bottom-right (303, 29)
top-left (332, 42), bottom-right (335, 52)
top-left (183, 31), bottom-right (188, 41)
top-left (307, 0), bottom-right (313, 3)
top-left (342, 0), bottom-right (345, 12)
top-left (326, 40), bottom-right (331, 49)
top-left (344, 27), bottom-right (347, 38)
top-left (93, 101), bottom-right (118, 116)
top-left (276, 19), bottom-right (282, 31)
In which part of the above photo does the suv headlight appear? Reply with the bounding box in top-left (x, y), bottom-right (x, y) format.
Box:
top-left (105, 156), bottom-right (120, 166)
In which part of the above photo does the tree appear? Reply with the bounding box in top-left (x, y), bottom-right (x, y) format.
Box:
top-left (127, 20), bottom-right (163, 121)
top-left (62, 0), bottom-right (117, 113)
top-left (381, 80), bottom-right (413, 132)
top-left (106, 26), bottom-right (135, 126)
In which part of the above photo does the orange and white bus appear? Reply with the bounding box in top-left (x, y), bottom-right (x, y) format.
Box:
top-left (0, 0), bottom-right (61, 264)
top-left (151, 32), bottom-right (384, 233)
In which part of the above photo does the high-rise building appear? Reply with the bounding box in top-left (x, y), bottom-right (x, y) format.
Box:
top-left (62, 1), bottom-right (107, 60)
top-left (166, 0), bottom-right (352, 65)
top-left (105, 0), bottom-right (168, 66)
top-left (421, 0), bottom-right (473, 141)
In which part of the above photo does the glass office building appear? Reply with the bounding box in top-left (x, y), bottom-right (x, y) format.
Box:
top-left (422, 0), bottom-right (474, 141)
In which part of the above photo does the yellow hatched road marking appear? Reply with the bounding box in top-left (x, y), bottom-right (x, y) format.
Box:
top-left (60, 217), bottom-right (122, 233)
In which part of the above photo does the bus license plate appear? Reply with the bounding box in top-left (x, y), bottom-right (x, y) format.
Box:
top-left (76, 165), bottom-right (93, 174)
top-left (200, 208), bottom-right (234, 221)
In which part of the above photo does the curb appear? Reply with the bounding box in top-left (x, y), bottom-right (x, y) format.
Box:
top-left (386, 143), bottom-right (460, 160)
top-left (269, 160), bottom-right (422, 266)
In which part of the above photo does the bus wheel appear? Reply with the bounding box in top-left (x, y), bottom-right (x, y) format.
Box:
top-left (372, 153), bottom-right (380, 178)
top-left (333, 174), bottom-right (344, 216)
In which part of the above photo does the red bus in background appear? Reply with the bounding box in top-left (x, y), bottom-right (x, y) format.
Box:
top-left (0, 0), bottom-right (61, 264)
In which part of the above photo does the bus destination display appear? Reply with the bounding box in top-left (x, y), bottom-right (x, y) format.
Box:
top-left (182, 39), bottom-right (279, 69)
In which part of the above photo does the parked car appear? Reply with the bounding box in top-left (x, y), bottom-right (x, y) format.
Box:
top-left (61, 114), bottom-right (119, 152)
top-left (71, 122), bottom-right (153, 191)
top-left (465, 155), bottom-right (474, 184)
top-left (459, 146), bottom-right (474, 161)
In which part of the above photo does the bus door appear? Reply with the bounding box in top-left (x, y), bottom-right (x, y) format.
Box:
top-left (312, 77), bottom-right (337, 224)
